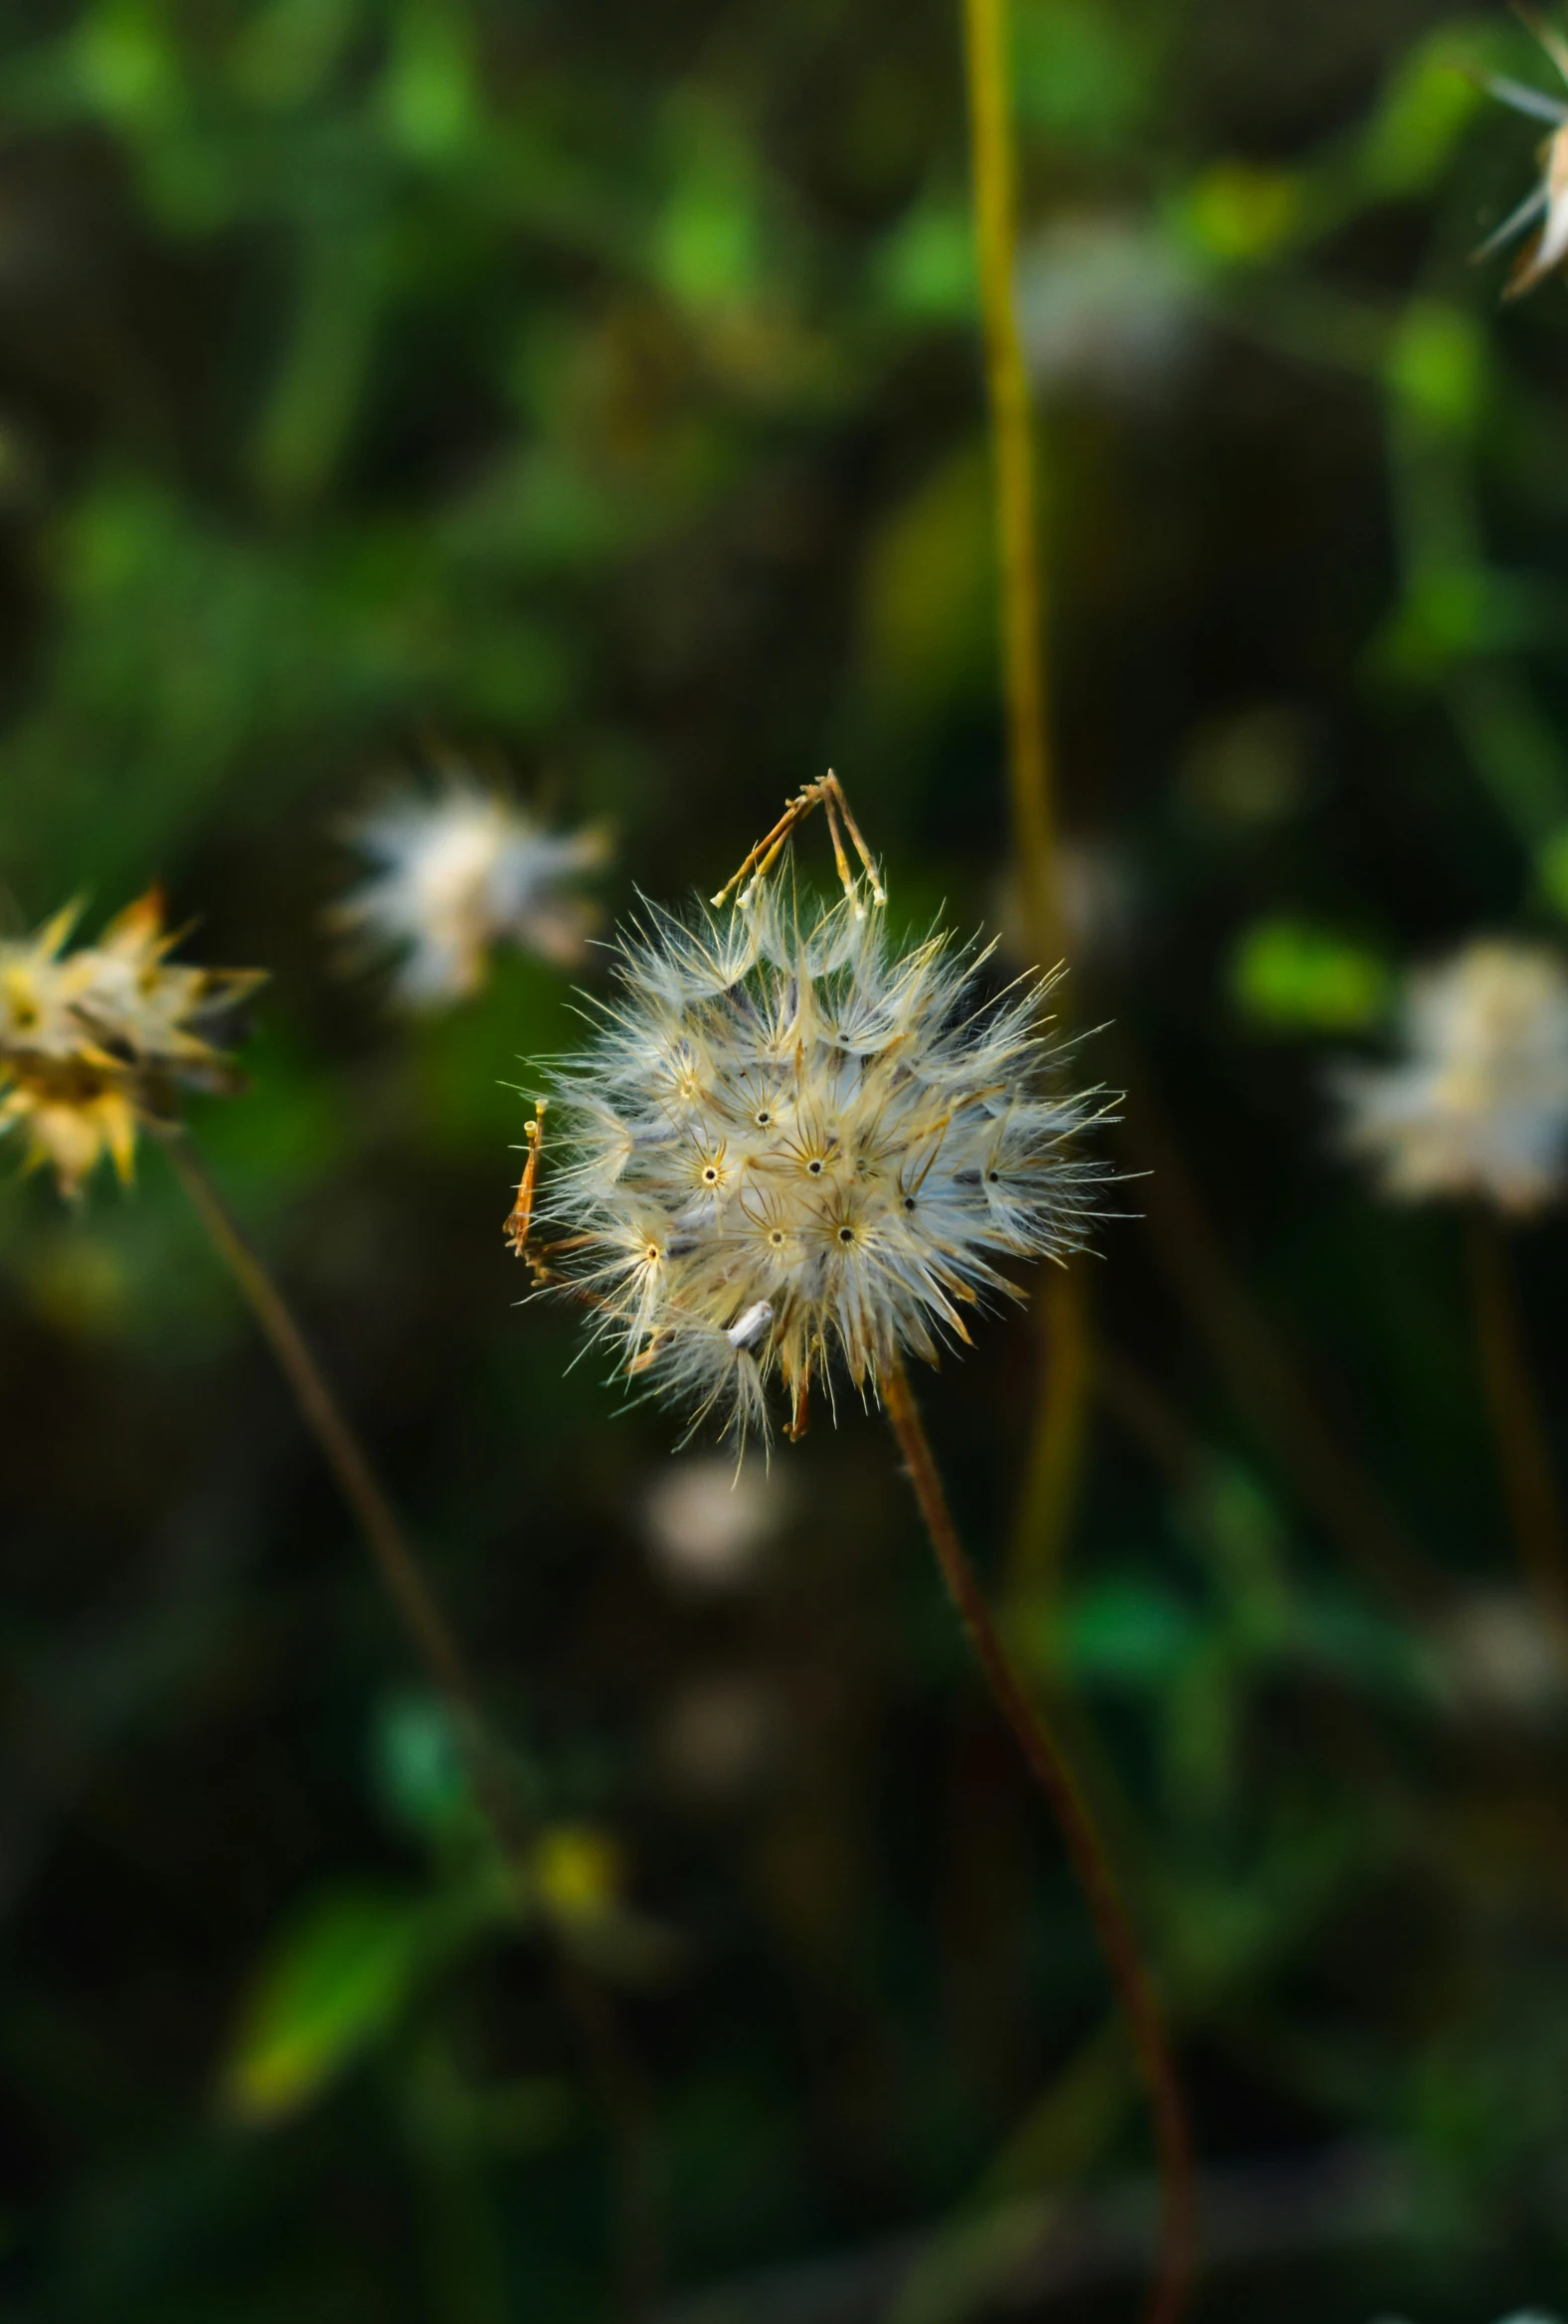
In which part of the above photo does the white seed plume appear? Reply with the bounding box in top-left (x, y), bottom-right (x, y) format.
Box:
top-left (1478, 17), bottom-right (1568, 299)
top-left (538, 878), bottom-right (1114, 1444)
top-left (1335, 941), bottom-right (1568, 1215)
top-left (337, 776), bottom-right (609, 1006)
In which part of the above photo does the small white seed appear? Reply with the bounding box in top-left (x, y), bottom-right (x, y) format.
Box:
top-left (726, 1300), bottom-right (774, 1350)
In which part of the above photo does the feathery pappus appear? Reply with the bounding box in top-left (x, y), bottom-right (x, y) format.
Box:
top-left (0, 893), bottom-right (262, 1195)
top-left (1478, 14), bottom-right (1568, 298)
top-left (1335, 940), bottom-right (1568, 1214)
top-left (524, 864), bottom-right (1114, 1447)
top-left (336, 773), bottom-right (610, 1007)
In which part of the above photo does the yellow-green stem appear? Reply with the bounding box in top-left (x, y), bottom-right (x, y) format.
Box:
top-left (883, 1352), bottom-right (1196, 2324)
top-left (1468, 1211), bottom-right (1568, 1647)
top-left (160, 1127), bottom-right (661, 2317)
top-left (960, 0), bottom-right (1091, 1599)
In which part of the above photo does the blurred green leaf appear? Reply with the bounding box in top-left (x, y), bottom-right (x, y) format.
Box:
top-left (876, 196), bottom-right (976, 325)
top-left (1358, 32), bottom-right (1486, 197)
top-left (373, 1690), bottom-right (474, 1841)
top-left (381, 0), bottom-right (478, 163)
top-left (1386, 299), bottom-right (1487, 438)
top-left (1057, 1579), bottom-right (1201, 1684)
top-left (858, 447), bottom-right (994, 715)
top-left (1538, 824), bottom-right (1568, 919)
top-left (1176, 161), bottom-right (1301, 265)
top-left (220, 1885), bottom-right (435, 2124)
top-left (1012, 0), bottom-right (1151, 146)
top-left (1230, 918), bottom-right (1393, 1034)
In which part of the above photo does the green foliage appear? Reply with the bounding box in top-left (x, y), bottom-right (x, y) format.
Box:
top-left (221, 1883), bottom-right (444, 2122)
top-left (1230, 917), bottom-right (1394, 1033)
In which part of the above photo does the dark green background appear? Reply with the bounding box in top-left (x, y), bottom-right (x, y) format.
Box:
top-left (3, 0), bottom-right (1568, 2317)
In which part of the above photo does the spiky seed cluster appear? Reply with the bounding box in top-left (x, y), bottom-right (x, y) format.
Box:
top-left (1479, 18), bottom-right (1568, 298)
top-left (0, 894), bottom-right (261, 1195)
top-left (336, 775), bottom-right (610, 1007)
top-left (540, 879), bottom-right (1113, 1444)
top-left (1335, 940), bottom-right (1568, 1215)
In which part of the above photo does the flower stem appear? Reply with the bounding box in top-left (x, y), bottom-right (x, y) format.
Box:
top-left (959, 0), bottom-right (1092, 1604)
top-left (159, 1127), bottom-right (661, 2317)
top-left (882, 1351), bottom-right (1196, 2324)
top-left (1467, 1211), bottom-right (1568, 1644)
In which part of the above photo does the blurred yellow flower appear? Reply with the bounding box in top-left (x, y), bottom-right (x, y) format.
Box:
top-left (0, 892), bottom-right (262, 1196)
top-left (532, 1824), bottom-right (623, 1923)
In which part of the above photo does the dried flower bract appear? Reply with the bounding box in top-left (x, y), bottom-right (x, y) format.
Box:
top-left (337, 772), bottom-right (610, 1006)
top-left (0, 894), bottom-right (262, 1195)
top-left (531, 868), bottom-right (1113, 1446)
top-left (1335, 940), bottom-right (1568, 1214)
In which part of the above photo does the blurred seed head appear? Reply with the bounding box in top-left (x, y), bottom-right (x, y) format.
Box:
top-left (1438, 1590), bottom-right (1564, 1727)
top-left (642, 1453), bottom-right (786, 1590)
top-left (655, 1674), bottom-right (781, 1807)
top-left (0, 894), bottom-right (262, 1197)
top-left (1479, 21), bottom-right (1568, 299)
top-left (1334, 942), bottom-right (1568, 1214)
top-left (538, 873), bottom-right (1114, 1444)
top-left (336, 769), bottom-right (610, 1008)
top-left (1015, 213), bottom-right (1202, 403)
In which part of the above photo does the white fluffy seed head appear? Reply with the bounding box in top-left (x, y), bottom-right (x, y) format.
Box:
top-left (1334, 940), bottom-right (1568, 1215)
top-left (538, 879), bottom-right (1115, 1445)
top-left (336, 775), bottom-right (610, 1006)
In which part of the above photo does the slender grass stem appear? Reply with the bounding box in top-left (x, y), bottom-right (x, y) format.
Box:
top-left (959, 0), bottom-right (1090, 1600)
top-left (159, 1126), bottom-right (661, 2318)
top-left (1467, 1211), bottom-right (1568, 1644)
top-left (882, 1351), bottom-right (1196, 2324)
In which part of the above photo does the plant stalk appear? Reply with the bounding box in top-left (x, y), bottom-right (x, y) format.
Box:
top-left (882, 1350), bottom-right (1196, 2324)
top-left (959, 0), bottom-right (1091, 1601)
top-left (160, 1127), bottom-right (661, 2317)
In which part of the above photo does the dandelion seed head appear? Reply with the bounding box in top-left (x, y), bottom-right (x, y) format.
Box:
top-left (0, 894), bottom-right (261, 1196)
top-left (540, 879), bottom-right (1113, 1444)
top-left (1335, 941), bottom-right (1568, 1214)
top-left (337, 775), bottom-right (609, 1006)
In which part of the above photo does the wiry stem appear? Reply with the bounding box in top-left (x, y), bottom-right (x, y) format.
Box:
top-left (959, 0), bottom-right (1092, 1601)
top-left (1468, 1211), bottom-right (1568, 1647)
top-left (159, 1127), bottom-right (661, 2318)
top-left (882, 1351), bottom-right (1196, 2324)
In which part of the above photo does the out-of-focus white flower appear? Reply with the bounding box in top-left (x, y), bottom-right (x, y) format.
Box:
top-left (656, 1674), bottom-right (780, 1805)
top-left (336, 776), bottom-right (610, 1006)
top-left (1438, 1589), bottom-right (1564, 1725)
top-left (1015, 214), bottom-right (1202, 401)
top-left (1335, 942), bottom-right (1568, 1215)
top-left (642, 1454), bottom-right (785, 1589)
top-left (1479, 19), bottom-right (1568, 299)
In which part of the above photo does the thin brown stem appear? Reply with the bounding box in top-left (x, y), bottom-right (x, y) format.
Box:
top-left (159, 1127), bottom-right (661, 2317)
top-left (882, 1350), bottom-right (1196, 2324)
top-left (1468, 1211), bottom-right (1568, 1646)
